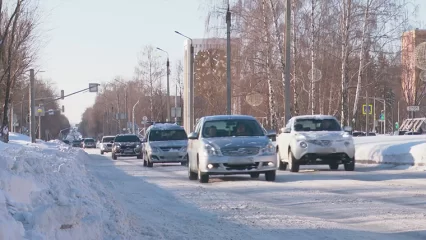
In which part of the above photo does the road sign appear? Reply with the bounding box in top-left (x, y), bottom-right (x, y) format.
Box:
top-left (379, 113), bottom-right (385, 121)
top-left (395, 122), bottom-right (399, 130)
top-left (142, 116), bottom-right (148, 121)
top-left (89, 83), bottom-right (99, 93)
top-left (407, 106), bottom-right (420, 111)
top-left (362, 104), bottom-right (372, 115)
top-left (171, 107), bottom-right (182, 118)
top-left (35, 106), bottom-right (45, 117)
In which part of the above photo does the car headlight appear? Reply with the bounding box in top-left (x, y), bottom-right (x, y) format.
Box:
top-left (260, 143), bottom-right (275, 154)
top-left (136, 144), bottom-right (141, 149)
top-left (299, 141), bottom-right (308, 148)
top-left (180, 146), bottom-right (187, 152)
top-left (204, 144), bottom-right (221, 156)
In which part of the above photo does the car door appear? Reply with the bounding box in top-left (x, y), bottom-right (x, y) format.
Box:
top-left (280, 118), bottom-right (293, 161)
top-left (188, 120), bottom-right (202, 169)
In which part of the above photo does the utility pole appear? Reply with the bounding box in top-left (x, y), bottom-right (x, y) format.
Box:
top-left (166, 57), bottom-right (171, 121)
top-left (175, 82), bottom-right (178, 123)
top-left (38, 104), bottom-right (42, 140)
top-left (284, 0), bottom-right (292, 123)
top-left (365, 90), bottom-right (369, 134)
top-left (226, 2), bottom-right (232, 115)
top-left (29, 69), bottom-right (35, 143)
top-left (125, 89), bottom-right (128, 133)
top-left (189, 43), bottom-right (194, 131)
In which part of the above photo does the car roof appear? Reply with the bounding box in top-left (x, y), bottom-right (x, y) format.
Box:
top-left (292, 115), bottom-right (337, 120)
top-left (203, 115), bottom-right (257, 121)
top-left (115, 134), bottom-right (138, 137)
top-left (102, 135), bottom-right (115, 138)
top-left (147, 123), bottom-right (184, 131)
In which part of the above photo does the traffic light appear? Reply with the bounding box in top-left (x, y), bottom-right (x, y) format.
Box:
top-left (62, 105), bottom-right (65, 113)
top-left (61, 90), bottom-right (64, 100)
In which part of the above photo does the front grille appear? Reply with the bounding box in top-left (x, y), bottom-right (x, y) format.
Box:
top-left (106, 144), bottom-right (112, 147)
top-left (223, 162), bottom-right (259, 170)
top-left (160, 146), bottom-right (181, 152)
top-left (221, 147), bottom-right (259, 156)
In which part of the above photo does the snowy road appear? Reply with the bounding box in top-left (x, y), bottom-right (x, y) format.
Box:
top-left (84, 149), bottom-right (426, 240)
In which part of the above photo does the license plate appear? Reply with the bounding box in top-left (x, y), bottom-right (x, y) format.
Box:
top-left (125, 149), bottom-right (133, 153)
top-left (317, 147), bottom-right (335, 153)
top-left (228, 157), bottom-right (254, 164)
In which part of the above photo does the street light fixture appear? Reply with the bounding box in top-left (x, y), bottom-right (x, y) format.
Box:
top-left (156, 47), bottom-right (171, 122)
top-left (175, 30), bottom-right (194, 133)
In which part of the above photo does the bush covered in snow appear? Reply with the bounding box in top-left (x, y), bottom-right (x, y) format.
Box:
top-left (0, 133), bottom-right (136, 240)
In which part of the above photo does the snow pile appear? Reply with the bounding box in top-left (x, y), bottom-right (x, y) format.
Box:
top-left (0, 133), bottom-right (137, 240)
top-left (354, 135), bottom-right (426, 167)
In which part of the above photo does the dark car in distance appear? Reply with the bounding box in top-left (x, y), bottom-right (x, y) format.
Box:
top-left (111, 134), bottom-right (143, 160)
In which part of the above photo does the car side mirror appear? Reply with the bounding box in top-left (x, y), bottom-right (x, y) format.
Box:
top-left (266, 130), bottom-right (277, 140)
top-left (281, 127), bottom-right (291, 133)
top-left (343, 126), bottom-right (353, 133)
top-left (188, 132), bottom-right (198, 140)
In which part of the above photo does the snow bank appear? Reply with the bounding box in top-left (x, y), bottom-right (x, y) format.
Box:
top-left (0, 133), bottom-right (137, 240)
top-left (354, 135), bottom-right (426, 167)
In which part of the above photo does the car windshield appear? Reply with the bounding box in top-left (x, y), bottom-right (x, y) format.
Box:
top-left (102, 137), bottom-right (115, 142)
top-left (84, 139), bottom-right (95, 143)
top-left (202, 119), bottom-right (265, 138)
top-left (148, 129), bottom-right (187, 141)
top-left (294, 118), bottom-right (342, 132)
top-left (114, 135), bottom-right (140, 142)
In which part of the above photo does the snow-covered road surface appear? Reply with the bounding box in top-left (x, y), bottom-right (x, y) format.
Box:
top-left (85, 149), bottom-right (426, 240)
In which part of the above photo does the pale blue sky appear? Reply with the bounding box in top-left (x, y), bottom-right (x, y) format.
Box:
top-left (37, 0), bottom-right (212, 124)
top-left (37, 0), bottom-right (425, 124)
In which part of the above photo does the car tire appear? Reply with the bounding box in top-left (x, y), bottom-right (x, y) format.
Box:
top-left (329, 163), bottom-right (339, 170)
top-left (137, 154), bottom-right (142, 159)
top-left (265, 170), bottom-right (276, 181)
top-left (112, 153), bottom-right (117, 160)
top-left (344, 158), bottom-right (355, 171)
top-left (100, 151), bottom-right (104, 155)
top-left (276, 149), bottom-right (287, 171)
top-left (188, 160), bottom-right (197, 180)
top-left (288, 151), bottom-right (300, 173)
top-left (250, 173), bottom-right (260, 178)
top-left (198, 165), bottom-right (209, 183)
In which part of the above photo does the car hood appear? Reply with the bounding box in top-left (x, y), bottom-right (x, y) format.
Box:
top-left (204, 136), bottom-right (269, 149)
top-left (294, 131), bottom-right (351, 141)
top-left (115, 142), bottom-right (141, 145)
top-left (149, 140), bottom-right (188, 147)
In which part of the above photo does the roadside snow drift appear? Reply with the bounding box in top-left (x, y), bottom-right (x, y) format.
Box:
top-left (0, 133), bottom-right (137, 240)
top-left (354, 135), bottom-right (426, 166)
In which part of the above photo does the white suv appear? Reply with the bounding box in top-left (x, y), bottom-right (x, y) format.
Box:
top-left (276, 115), bottom-right (355, 172)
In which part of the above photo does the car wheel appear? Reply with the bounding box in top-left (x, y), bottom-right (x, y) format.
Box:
top-left (329, 163), bottom-right (339, 170)
top-left (288, 151), bottom-right (300, 173)
top-left (250, 173), bottom-right (260, 178)
top-left (100, 151), bottom-right (104, 155)
top-left (276, 149), bottom-right (287, 171)
top-left (112, 153), bottom-right (117, 160)
top-left (344, 158), bottom-right (355, 171)
top-left (188, 160), bottom-right (197, 180)
top-left (137, 154), bottom-right (142, 159)
top-left (197, 165), bottom-right (209, 183)
top-left (265, 170), bottom-right (276, 181)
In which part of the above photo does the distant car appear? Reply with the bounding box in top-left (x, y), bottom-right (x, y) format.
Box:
top-left (142, 123), bottom-right (188, 167)
top-left (71, 139), bottom-right (82, 147)
top-left (187, 115), bottom-right (277, 183)
top-left (111, 134), bottom-right (143, 160)
top-left (82, 138), bottom-right (96, 148)
top-left (276, 115), bottom-right (355, 172)
top-left (62, 139), bottom-right (70, 145)
top-left (100, 135), bottom-right (115, 155)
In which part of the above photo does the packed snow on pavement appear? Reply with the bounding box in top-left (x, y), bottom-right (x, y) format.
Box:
top-left (0, 133), bottom-right (143, 240)
top-left (1, 133), bottom-right (426, 240)
top-left (83, 134), bottom-right (426, 240)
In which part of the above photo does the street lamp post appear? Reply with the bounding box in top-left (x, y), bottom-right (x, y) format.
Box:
top-left (156, 47), bottom-right (171, 122)
top-left (226, 1), bottom-right (232, 115)
top-left (175, 31), bottom-right (194, 133)
top-left (29, 69), bottom-right (35, 143)
top-left (284, 0), bottom-right (292, 123)
top-left (132, 99), bottom-right (140, 134)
